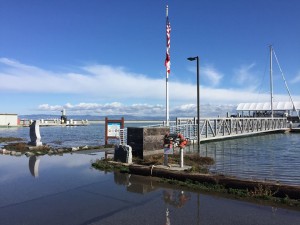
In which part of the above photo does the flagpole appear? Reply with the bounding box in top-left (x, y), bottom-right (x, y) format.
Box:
top-left (165, 5), bottom-right (170, 126)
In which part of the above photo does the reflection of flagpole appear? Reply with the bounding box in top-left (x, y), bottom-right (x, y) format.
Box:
top-left (165, 208), bottom-right (170, 225)
top-left (165, 5), bottom-right (171, 126)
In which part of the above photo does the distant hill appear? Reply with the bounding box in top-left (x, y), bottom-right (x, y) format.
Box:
top-left (19, 114), bottom-right (166, 121)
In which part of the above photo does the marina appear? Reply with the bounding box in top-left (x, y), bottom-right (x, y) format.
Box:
top-left (2, 1), bottom-right (300, 224)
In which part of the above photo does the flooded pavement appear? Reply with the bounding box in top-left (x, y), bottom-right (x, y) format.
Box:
top-left (0, 152), bottom-right (300, 225)
top-left (2, 124), bottom-right (300, 186)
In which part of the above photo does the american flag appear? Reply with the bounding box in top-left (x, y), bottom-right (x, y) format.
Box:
top-left (165, 15), bottom-right (171, 76)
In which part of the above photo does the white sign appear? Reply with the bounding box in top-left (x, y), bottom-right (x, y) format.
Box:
top-left (107, 122), bottom-right (121, 137)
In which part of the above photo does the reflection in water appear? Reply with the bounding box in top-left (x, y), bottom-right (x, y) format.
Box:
top-left (1, 154), bottom-right (300, 224)
top-left (114, 172), bottom-right (158, 194)
top-left (163, 189), bottom-right (191, 208)
top-left (163, 190), bottom-right (191, 225)
top-left (200, 133), bottom-right (300, 185)
top-left (29, 156), bottom-right (40, 177)
top-left (166, 208), bottom-right (170, 225)
top-left (113, 172), bottom-right (192, 225)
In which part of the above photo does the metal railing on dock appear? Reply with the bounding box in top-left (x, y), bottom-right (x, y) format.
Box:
top-left (119, 117), bottom-right (288, 145)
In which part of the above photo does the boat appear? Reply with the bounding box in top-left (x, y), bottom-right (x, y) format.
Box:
top-left (236, 45), bottom-right (300, 123)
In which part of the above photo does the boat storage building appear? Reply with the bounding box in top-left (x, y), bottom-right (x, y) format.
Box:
top-left (0, 114), bottom-right (18, 126)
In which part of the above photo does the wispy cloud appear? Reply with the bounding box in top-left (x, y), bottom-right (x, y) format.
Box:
top-left (233, 63), bottom-right (260, 90)
top-left (290, 71), bottom-right (300, 84)
top-left (2, 58), bottom-right (300, 117)
top-left (202, 65), bottom-right (223, 87)
top-left (187, 64), bottom-right (223, 87)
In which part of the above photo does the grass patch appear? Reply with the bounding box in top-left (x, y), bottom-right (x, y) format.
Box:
top-left (92, 159), bottom-right (115, 172)
top-left (137, 153), bottom-right (214, 173)
top-left (92, 159), bottom-right (129, 173)
top-left (160, 178), bottom-right (300, 208)
top-left (4, 142), bottom-right (29, 151)
top-left (0, 137), bottom-right (23, 142)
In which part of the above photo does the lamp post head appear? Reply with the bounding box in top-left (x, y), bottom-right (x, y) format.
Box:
top-left (187, 56), bottom-right (198, 61)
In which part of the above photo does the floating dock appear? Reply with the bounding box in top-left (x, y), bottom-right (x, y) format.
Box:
top-left (19, 119), bottom-right (89, 127)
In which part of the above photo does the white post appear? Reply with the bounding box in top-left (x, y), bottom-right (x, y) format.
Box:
top-left (270, 45), bottom-right (274, 119)
top-left (166, 73), bottom-right (169, 126)
top-left (165, 5), bottom-right (170, 126)
top-left (180, 148), bottom-right (184, 168)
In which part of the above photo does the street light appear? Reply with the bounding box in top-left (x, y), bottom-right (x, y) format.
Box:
top-left (187, 56), bottom-right (200, 152)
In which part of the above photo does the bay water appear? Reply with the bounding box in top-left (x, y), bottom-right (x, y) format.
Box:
top-left (1, 123), bottom-right (300, 186)
top-left (0, 123), bottom-right (300, 224)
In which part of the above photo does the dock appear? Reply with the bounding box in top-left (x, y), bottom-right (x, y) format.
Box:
top-left (119, 117), bottom-right (292, 147)
top-left (19, 119), bottom-right (89, 127)
top-left (169, 117), bottom-right (289, 143)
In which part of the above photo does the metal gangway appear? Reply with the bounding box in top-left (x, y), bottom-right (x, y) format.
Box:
top-left (171, 117), bottom-right (288, 143)
top-left (119, 117), bottom-right (288, 145)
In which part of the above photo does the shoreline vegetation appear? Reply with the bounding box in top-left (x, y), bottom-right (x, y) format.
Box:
top-left (0, 136), bottom-right (113, 156)
top-left (92, 153), bottom-right (300, 209)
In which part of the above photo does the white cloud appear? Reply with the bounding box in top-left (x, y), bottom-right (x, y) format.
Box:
top-left (233, 63), bottom-right (260, 90)
top-left (187, 64), bottom-right (223, 87)
top-left (2, 58), bottom-right (300, 117)
top-left (38, 102), bottom-right (166, 117)
top-left (202, 65), bottom-right (223, 86)
top-left (37, 101), bottom-right (241, 117)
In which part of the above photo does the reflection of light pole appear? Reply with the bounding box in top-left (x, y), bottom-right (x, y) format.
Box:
top-left (187, 56), bottom-right (200, 152)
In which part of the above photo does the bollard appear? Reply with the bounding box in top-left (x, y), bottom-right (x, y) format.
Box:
top-left (180, 148), bottom-right (184, 168)
top-left (164, 154), bottom-right (169, 166)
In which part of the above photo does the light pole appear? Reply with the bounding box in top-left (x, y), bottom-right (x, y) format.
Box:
top-left (187, 56), bottom-right (200, 152)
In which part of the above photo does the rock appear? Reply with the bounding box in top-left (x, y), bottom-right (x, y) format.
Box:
top-left (48, 150), bottom-right (54, 154)
top-left (57, 149), bottom-right (64, 153)
top-left (10, 151), bottom-right (17, 156)
top-left (71, 147), bottom-right (80, 151)
top-left (82, 145), bottom-right (89, 150)
top-left (4, 150), bottom-right (11, 155)
top-left (15, 152), bottom-right (22, 156)
top-left (25, 152), bottom-right (35, 157)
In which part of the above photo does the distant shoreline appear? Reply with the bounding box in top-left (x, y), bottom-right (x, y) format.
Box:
top-left (88, 120), bottom-right (166, 124)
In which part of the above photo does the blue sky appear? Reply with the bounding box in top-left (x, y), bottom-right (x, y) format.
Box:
top-left (1, 0), bottom-right (300, 117)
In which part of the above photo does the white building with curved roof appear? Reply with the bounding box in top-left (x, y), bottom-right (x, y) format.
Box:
top-left (236, 101), bottom-right (300, 112)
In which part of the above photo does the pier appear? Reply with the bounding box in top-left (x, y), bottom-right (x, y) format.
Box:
top-left (19, 119), bottom-right (89, 127)
top-left (120, 117), bottom-right (290, 147)
top-left (172, 117), bottom-right (289, 143)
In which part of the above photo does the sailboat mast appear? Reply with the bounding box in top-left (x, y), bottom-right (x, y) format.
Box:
top-left (270, 45), bottom-right (274, 118)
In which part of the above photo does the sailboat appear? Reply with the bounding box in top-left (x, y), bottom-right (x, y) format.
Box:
top-left (236, 45), bottom-right (300, 122)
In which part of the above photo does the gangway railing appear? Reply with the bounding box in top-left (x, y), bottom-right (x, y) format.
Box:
top-left (165, 117), bottom-right (288, 142)
top-left (197, 117), bottom-right (288, 141)
top-left (119, 128), bottom-right (127, 146)
top-left (119, 117), bottom-right (288, 145)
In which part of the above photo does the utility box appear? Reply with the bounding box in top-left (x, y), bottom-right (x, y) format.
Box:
top-left (114, 145), bottom-right (132, 164)
top-left (127, 127), bottom-right (170, 158)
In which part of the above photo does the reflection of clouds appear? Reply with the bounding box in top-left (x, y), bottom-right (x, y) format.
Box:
top-left (0, 152), bottom-right (105, 184)
top-left (0, 156), bottom-right (29, 182)
top-left (34, 152), bottom-right (105, 168)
